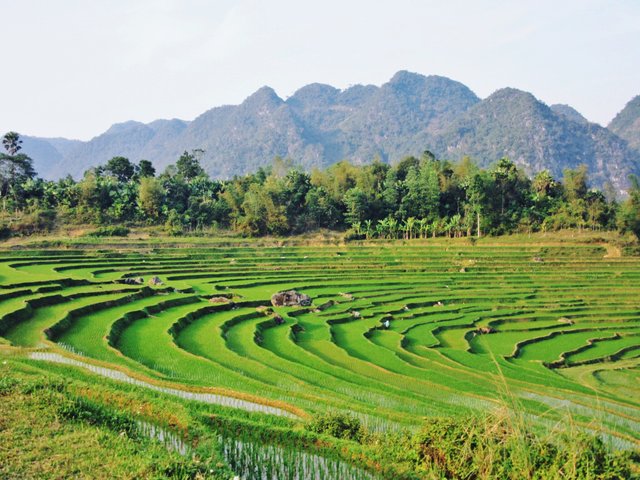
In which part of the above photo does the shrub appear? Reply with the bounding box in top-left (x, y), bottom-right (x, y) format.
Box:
top-left (344, 229), bottom-right (365, 241)
top-left (0, 376), bottom-right (19, 396)
top-left (5, 209), bottom-right (57, 236)
top-left (0, 224), bottom-right (11, 240)
top-left (305, 412), bottom-right (364, 442)
top-left (406, 414), bottom-right (634, 480)
top-left (84, 226), bottom-right (130, 237)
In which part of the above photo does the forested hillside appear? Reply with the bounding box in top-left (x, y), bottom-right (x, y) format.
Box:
top-left (19, 72), bottom-right (640, 193)
top-left (2, 131), bottom-right (640, 241)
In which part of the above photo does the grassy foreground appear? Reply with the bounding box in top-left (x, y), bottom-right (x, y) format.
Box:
top-left (1, 353), bottom-right (636, 479)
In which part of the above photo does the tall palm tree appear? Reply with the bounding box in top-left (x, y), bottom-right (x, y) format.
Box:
top-left (418, 218), bottom-right (429, 239)
top-left (387, 217), bottom-right (399, 239)
top-left (405, 216), bottom-right (416, 239)
top-left (430, 219), bottom-right (440, 238)
top-left (2, 132), bottom-right (22, 155)
top-left (450, 214), bottom-right (462, 237)
top-left (376, 218), bottom-right (387, 239)
top-left (364, 219), bottom-right (373, 239)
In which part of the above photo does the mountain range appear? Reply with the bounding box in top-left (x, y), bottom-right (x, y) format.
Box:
top-left (20, 71), bottom-right (640, 193)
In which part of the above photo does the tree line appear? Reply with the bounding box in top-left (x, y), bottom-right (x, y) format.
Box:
top-left (1, 131), bottom-right (639, 239)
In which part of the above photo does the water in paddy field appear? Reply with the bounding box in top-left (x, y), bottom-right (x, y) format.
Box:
top-left (30, 351), bottom-right (296, 418)
top-left (219, 435), bottom-right (380, 480)
top-left (136, 420), bottom-right (190, 456)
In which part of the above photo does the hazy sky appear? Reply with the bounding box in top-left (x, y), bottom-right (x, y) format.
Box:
top-left (3, 0), bottom-right (639, 140)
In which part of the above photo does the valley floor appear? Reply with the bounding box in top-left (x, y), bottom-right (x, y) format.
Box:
top-left (1, 230), bottom-right (638, 479)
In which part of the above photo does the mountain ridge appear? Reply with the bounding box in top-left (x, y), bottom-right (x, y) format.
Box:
top-left (18, 71), bottom-right (640, 192)
top-left (608, 95), bottom-right (640, 153)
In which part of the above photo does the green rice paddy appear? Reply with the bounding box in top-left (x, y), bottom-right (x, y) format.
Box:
top-left (1, 239), bottom-right (639, 450)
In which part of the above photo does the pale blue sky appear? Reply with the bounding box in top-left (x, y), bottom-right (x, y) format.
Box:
top-left (2, 0), bottom-right (639, 140)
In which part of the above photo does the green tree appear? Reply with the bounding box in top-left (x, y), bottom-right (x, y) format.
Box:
top-left (400, 160), bottom-right (440, 221)
top-left (619, 175), bottom-right (640, 239)
top-left (0, 132), bottom-right (36, 210)
top-left (104, 157), bottom-right (135, 182)
top-left (563, 165), bottom-right (589, 202)
top-left (138, 160), bottom-right (156, 178)
top-left (344, 187), bottom-right (370, 226)
top-left (304, 186), bottom-right (341, 230)
top-left (241, 185), bottom-right (284, 235)
top-left (176, 150), bottom-right (205, 181)
top-left (2, 131), bottom-right (22, 155)
top-left (138, 177), bottom-right (165, 220)
top-left (487, 158), bottom-right (531, 233)
top-left (464, 172), bottom-right (490, 237)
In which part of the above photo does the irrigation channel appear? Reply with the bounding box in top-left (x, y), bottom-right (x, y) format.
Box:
top-left (29, 352), bottom-right (297, 418)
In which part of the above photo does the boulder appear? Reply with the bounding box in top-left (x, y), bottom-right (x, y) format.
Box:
top-left (121, 277), bottom-right (144, 285)
top-left (477, 326), bottom-right (496, 335)
top-left (209, 296), bottom-right (230, 304)
top-left (270, 290), bottom-right (311, 307)
top-left (148, 276), bottom-right (163, 286)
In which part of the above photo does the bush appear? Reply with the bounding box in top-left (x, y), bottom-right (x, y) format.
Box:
top-left (5, 209), bottom-right (57, 236)
top-left (305, 412), bottom-right (364, 442)
top-left (344, 229), bottom-right (365, 241)
top-left (0, 224), bottom-right (11, 240)
top-left (84, 226), bottom-right (130, 237)
top-left (0, 376), bottom-right (19, 396)
top-left (406, 415), bottom-right (634, 480)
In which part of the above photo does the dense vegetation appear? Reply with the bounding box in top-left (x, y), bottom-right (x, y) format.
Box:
top-left (2, 132), bottom-right (640, 241)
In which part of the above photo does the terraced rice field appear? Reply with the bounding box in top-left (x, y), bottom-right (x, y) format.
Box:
top-left (1, 241), bottom-right (639, 449)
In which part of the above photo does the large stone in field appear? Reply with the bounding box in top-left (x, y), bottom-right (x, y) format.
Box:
top-left (271, 290), bottom-right (311, 307)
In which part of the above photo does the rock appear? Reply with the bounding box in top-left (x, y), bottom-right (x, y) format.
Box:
top-left (477, 326), bottom-right (496, 334)
top-left (316, 300), bottom-right (335, 311)
top-left (148, 276), bottom-right (163, 286)
top-left (209, 296), bottom-right (230, 304)
top-left (121, 277), bottom-right (144, 285)
top-left (352, 311), bottom-right (361, 318)
top-left (273, 314), bottom-right (285, 325)
top-left (270, 290), bottom-right (312, 307)
top-left (339, 292), bottom-right (354, 300)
